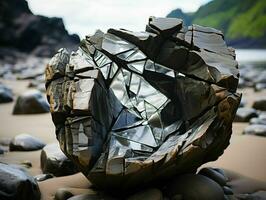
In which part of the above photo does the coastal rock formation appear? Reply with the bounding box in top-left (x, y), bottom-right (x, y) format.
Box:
top-left (0, 0), bottom-right (79, 60)
top-left (13, 89), bottom-right (49, 114)
top-left (45, 17), bottom-right (241, 190)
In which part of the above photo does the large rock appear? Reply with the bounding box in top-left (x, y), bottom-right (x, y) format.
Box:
top-left (234, 107), bottom-right (258, 122)
top-left (9, 133), bottom-right (45, 151)
top-left (45, 17), bottom-right (241, 190)
top-left (12, 89), bottom-right (49, 114)
top-left (0, 83), bottom-right (13, 103)
top-left (243, 124), bottom-right (266, 137)
top-left (40, 143), bottom-right (78, 176)
top-left (0, 163), bottom-right (41, 200)
top-left (0, 0), bottom-right (79, 58)
top-left (252, 98), bottom-right (266, 111)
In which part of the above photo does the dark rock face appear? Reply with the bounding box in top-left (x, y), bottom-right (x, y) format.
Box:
top-left (9, 134), bottom-right (45, 151)
top-left (13, 89), bottom-right (49, 114)
top-left (0, 83), bottom-right (13, 103)
top-left (40, 143), bottom-right (78, 176)
top-left (234, 108), bottom-right (258, 122)
top-left (45, 17), bottom-right (240, 190)
top-left (0, 163), bottom-right (41, 200)
top-left (0, 0), bottom-right (79, 58)
top-left (243, 124), bottom-right (266, 137)
top-left (252, 98), bottom-right (266, 111)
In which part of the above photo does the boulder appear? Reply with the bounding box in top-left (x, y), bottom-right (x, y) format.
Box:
top-left (0, 0), bottom-right (80, 58)
top-left (40, 143), bottom-right (78, 176)
top-left (0, 163), bottom-right (41, 200)
top-left (34, 173), bottom-right (54, 182)
top-left (252, 98), bottom-right (266, 111)
top-left (12, 89), bottom-right (49, 114)
top-left (234, 108), bottom-right (258, 122)
top-left (0, 83), bottom-right (13, 103)
top-left (9, 134), bottom-right (45, 151)
top-left (243, 124), bottom-right (266, 137)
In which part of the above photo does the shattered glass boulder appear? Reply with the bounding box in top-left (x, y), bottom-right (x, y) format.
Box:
top-left (45, 17), bottom-right (241, 190)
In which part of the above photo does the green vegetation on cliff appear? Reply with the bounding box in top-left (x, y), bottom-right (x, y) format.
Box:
top-left (167, 0), bottom-right (266, 48)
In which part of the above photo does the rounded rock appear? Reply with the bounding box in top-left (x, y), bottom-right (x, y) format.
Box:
top-left (9, 133), bottom-right (45, 151)
top-left (12, 89), bottom-right (49, 114)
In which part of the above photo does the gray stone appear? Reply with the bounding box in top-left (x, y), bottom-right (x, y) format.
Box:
top-left (0, 83), bottom-right (13, 103)
top-left (13, 89), bottom-right (49, 114)
top-left (255, 83), bottom-right (266, 91)
top-left (9, 134), bottom-right (45, 151)
top-left (243, 124), bottom-right (266, 137)
top-left (20, 160), bottom-right (32, 168)
top-left (40, 143), bottom-right (78, 176)
top-left (0, 163), bottom-right (41, 200)
top-left (250, 116), bottom-right (266, 125)
top-left (34, 173), bottom-right (54, 182)
top-left (234, 108), bottom-right (258, 122)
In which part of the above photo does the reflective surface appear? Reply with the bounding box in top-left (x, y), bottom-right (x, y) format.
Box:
top-left (45, 17), bottom-right (241, 190)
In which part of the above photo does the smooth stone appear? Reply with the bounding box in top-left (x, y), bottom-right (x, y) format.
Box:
top-left (243, 124), bottom-right (266, 137)
top-left (250, 117), bottom-right (266, 125)
top-left (199, 167), bottom-right (227, 186)
top-left (54, 188), bottom-right (74, 200)
top-left (20, 160), bottom-right (32, 168)
top-left (165, 174), bottom-right (224, 200)
top-left (234, 108), bottom-right (258, 122)
top-left (40, 143), bottom-right (78, 176)
top-left (34, 173), bottom-right (54, 182)
top-left (0, 163), bottom-right (41, 200)
top-left (126, 188), bottom-right (163, 200)
top-left (252, 98), bottom-right (266, 111)
top-left (255, 83), bottom-right (266, 91)
top-left (9, 134), bottom-right (45, 151)
top-left (12, 89), bottom-right (49, 114)
top-left (0, 83), bottom-right (13, 103)
top-left (239, 98), bottom-right (247, 108)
